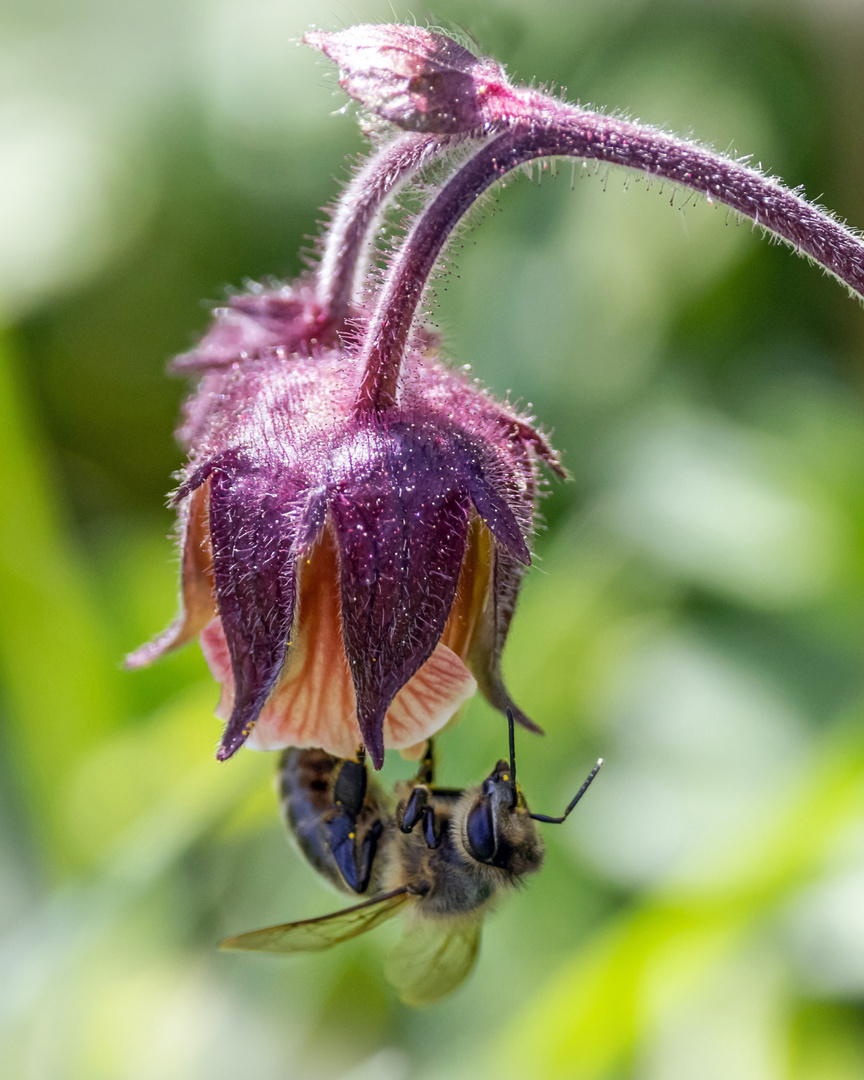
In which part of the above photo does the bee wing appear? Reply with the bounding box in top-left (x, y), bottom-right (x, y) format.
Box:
top-left (383, 916), bottom-right (483, 1007)
top-left (220, 887), bottom-right (412, 954)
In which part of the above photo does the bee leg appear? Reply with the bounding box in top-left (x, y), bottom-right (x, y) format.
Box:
top-left (332, 758), bottom-right (367, 816)
top-left (325, 813), bottom-right (360, 890)
top-left (413, 740), bottom-right (467, 799)
top-left (398, 785), bottom-right (441, 848)
top-left (400, 785), bottom-right (430, 833)
top-left (326, 807), bottom-right (388, 894)
top-left (414, 740), bottom-right (435, 786)
top-left (355, 818), bottom-right (385, 892)
top-left (422, 805), bottom-right (441, 849)
top-left (326, 758), bottom-right (376, 893)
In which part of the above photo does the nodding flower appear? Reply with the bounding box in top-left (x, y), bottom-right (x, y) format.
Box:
top-left (129, 24), bottom-right (864, 768)
top-left (128, 323), bottom-right (560, 769)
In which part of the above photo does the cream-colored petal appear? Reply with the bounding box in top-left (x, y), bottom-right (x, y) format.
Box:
top-left (198, 524), bottom-right (477, 760)
top-left (126, 481), bottom-right (215, 668)
top-left (382, 644), bottom-right (476, 750)
top-left (247, 641), bottom-right (475, 758)
top-left (202, 615), bottom-right (475, 759)
top-left (199, 617), bottom-right (234, 722)
top-left (246, 642), bottom-right (357, 756)
top-left (246, 528), bottom-right (358, 753)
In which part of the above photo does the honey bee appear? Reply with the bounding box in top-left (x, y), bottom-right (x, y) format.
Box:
top-left (221, 712), bottom-right (602, 1006)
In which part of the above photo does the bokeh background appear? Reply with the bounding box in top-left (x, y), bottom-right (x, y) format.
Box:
top-left (3, 0), bottom-right (864, 1077)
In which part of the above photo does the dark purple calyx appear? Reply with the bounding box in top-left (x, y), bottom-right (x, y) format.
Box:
top-left (178, 387), bottom-right (538, 766)
top-left (205, 456), bottom-right (309, 761)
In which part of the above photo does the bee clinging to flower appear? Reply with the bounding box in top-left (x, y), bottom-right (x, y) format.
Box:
top-left (130, 24), bottom-right (864, 769)
top-left (221, 712), bottom-right (603, 1006)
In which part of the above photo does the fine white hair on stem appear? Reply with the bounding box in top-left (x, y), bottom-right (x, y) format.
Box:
top-left (303, 25), bottom-right (864, 413)
top-left (315, 132), bottom-right (457, 324)
top-left (354, 101), bottom-right (864, 416)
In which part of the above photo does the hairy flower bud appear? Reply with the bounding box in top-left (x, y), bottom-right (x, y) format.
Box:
top-left (171, 284), bottom-right (327, 374)
top-left (304, 25), bottom-right (512, 133)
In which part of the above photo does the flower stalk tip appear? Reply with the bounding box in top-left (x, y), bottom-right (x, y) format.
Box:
top-left (303, 24), bottom-right (513, 134)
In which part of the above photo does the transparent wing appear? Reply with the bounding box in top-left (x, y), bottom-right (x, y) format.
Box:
top-left (383, 915), bottom-right (483, 1007)
top-left (220, 887), bottom-right (412, 954)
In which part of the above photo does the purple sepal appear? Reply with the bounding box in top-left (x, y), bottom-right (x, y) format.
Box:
top-left (173, 460), bottom-right (214, 504)
top-left (172, 285), bottom-right (326, 374)
top-left (463, 467), bottom-right (531, 565)
top-left (468, 547), bottom-right (542, 735)
top-left (208, 460), bottom-right (304, 760)
top-left (330, 425), bottom-right (471, 767)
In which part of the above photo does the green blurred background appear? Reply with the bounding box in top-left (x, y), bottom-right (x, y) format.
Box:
top-left (3, 0), bottom-right (864, 1077)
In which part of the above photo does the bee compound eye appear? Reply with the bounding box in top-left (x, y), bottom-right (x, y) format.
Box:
top-left (465, 799), bottom-right (496, 863)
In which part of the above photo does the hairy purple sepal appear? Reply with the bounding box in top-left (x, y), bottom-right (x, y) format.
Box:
top-left (172, 284), bottom-right (326, 373)
top-left (304, 25), bottom-right (510, 134)
top-left (207, 458), bottom-right (306, 761)
top-left (460, 449), bottom-right (531, 564)
top-left (468, 547), bottom-right (542, 735)
top-left (330, 424), bottom-right (471, 767)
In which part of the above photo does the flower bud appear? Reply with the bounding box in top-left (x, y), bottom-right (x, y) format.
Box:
top-left (304, 25), bottom-right (511, 133)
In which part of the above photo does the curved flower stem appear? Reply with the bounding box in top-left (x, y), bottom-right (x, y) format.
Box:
top-left (315, 131), bottom-right (454, 327)
top-left (354, 106), bottom-right (864, 417)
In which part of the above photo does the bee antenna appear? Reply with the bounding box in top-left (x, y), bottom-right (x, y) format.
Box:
top-left (506, 707), bottom-right (517, 808)
top-left (530, 758), bottom-right (604, 824)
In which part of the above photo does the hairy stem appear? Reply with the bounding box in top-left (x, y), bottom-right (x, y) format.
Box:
top-left (316, 132), bottom-right (453, 326)
top-left (355, 105), bottom-right (864, 416)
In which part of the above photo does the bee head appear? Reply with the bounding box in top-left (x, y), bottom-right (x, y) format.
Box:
top-left (456, 717), bottom-right (545, 878)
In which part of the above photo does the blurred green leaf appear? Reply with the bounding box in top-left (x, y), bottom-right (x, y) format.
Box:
top-left (487, 713), bottom-right (864, 1080)
top-left (0, 333), bottom-right (123, 870)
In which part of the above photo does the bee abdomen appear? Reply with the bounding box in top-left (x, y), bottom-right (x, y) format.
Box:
top-left (277, 747), bottom-right (391, 896)
top-left (278, 748), bottom-right (348, 891)
top-left (279, 748), bottom-right (338, 818)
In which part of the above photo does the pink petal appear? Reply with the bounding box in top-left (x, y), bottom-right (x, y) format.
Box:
top-left (382, 643), bottom-right (477, 749)
top-left (200, 617), bottom-right (234, 722)
top-left (126, 481), bottom-right (215, 669)
top-left (199, 618), bottom-right (476, 759)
